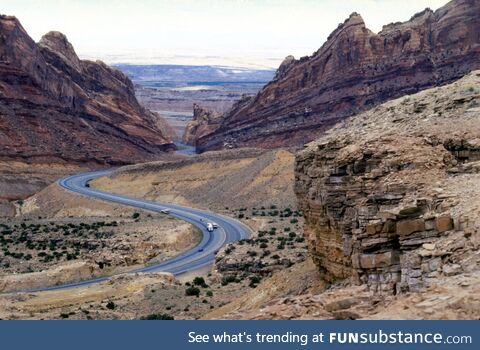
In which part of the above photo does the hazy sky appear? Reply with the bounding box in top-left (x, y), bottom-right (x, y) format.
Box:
top-left (3, 0), bottom-right (449, 68)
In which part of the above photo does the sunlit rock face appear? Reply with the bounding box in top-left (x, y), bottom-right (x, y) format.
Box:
top-left (197, 0), bottom-right (480, 152)
top-left (0, 16), bottom-right (175, 166)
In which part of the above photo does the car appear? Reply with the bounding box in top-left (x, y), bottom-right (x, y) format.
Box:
top-left (206, 223), bottom-right (214, 232)
top-left (212, 223), bottom-right (219, 229)
top-left (160, 209), bottom-right (170, 214)
top-left (85, 183), bottom-right (90, 188)
top-left (198, 248), bottom-right (204, 252)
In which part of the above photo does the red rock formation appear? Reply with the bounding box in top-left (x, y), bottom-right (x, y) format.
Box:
top-left (196, 0), bottom-right (480, 152)
top-left (0, 16), bottom-right (175, 165)
top-left (182, 104), bottom-right (223, 146)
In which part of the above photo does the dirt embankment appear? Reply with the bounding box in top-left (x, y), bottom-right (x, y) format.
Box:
top-left (92, 148), bottom-right (297, 210)
top-left (0, 162), bottom-right (85, 217)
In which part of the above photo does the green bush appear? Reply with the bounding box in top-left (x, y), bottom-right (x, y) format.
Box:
top-left (221, 275), bottom-right (237, 286)
top-left (193, 277), bottom-right (205, 286)
top-left (185, 286), bottom-right (200, 297)
top-left (132, 212), bottom-right (140, 219)
top-left (193, 276), bottom-right (208, 288)
top-left (206, 291), bottom-right (213, 297)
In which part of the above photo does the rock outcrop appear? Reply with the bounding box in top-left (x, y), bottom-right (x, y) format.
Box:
top-left (0, 16), bottom-right (175, 165)
top-left (196, 0), bottom-right (480, 152)
top-left (182, 104), bottom-right (223, 146)
top-left (295, 71), bottom-right (480, 294)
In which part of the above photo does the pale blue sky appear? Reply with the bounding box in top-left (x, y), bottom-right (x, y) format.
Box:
top-left (2, 0), bottom-right (449, 68)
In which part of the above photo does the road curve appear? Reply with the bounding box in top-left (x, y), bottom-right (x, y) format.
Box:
top-left (34, 170), bottom-right (251, 292)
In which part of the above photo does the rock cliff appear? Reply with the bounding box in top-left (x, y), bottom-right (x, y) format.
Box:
top-left (0, 16), bottom-right (175, 165)
top-left (197, 0), bottom-right (480, 152)
top-left (295, 71), bottom-right (480, 294)
top-left (182, 104), bottom-right (223, 146)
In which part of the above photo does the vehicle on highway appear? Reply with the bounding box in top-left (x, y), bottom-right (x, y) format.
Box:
top-left (160, 209), bottom-right (170, 214)
top-left (212, 222), bottom-right (219, 229)
top-left (45, 170), bottom-right (251, 292)
top-left (206, 223), bottom-right (214, 232)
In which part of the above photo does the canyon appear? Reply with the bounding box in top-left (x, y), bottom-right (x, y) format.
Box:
top-left (0, 15), bottom-right (176, 203)
top-left (194, 0), bottom-right (480, 152)
top-left (1, 0), bottom-right (480, 321)
top-left (203, 70), bottom-right (480, 320)
top-left (0, 16), bottom-right (175, 165)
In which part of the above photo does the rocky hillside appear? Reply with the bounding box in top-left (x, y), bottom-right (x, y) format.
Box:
top-left (92, 148), bottom-right (297, 210)
top-left (0, 15), bottom-right (175, 166)
top-left (182, 104), bottom-right (223, 146)
top-left (196, 0), bottom-right (480, 152)
top-left (295, 71), bottom-right (480, 295)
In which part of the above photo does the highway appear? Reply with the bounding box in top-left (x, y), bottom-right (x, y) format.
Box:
top-left (33, 170), bottom-right (251, 292)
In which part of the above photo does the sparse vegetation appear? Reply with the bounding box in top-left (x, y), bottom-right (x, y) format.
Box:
top-left (140, 313), bottom-right (174, 320)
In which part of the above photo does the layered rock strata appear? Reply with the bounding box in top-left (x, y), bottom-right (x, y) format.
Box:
top-left (295, 71), bottom-right (480, 294)
top-left (197, 0), bottom-right (480, 152)
top-left (0, 16), bottom-right (175, 165)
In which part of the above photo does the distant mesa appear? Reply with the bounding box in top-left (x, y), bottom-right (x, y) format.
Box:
top-left (195, 0), bottom-right (480, 152)
top-left (0, 15), bottom-right (175, 166)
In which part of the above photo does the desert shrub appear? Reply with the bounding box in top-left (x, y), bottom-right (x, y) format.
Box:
top-left (132, 213), bottom-right (140, 219)
top-left (106, 301), bottom-right (115, 310)
top-left (290, 218), bottom-right (298, 224)
top-left (221, 275), bottom-right (237, 286)
top-left (140, 313), bottom-right (174, 320)
top-left (249, 276), bottom-right (261, 288)
top-left (206, 290), bottom-right (213, 297)
top-left (193, 277), bottom-right (205, 286)
top-left (185, 286), bottom-right (200, 297)
top-left (193, 276), bottom-right (208, 288)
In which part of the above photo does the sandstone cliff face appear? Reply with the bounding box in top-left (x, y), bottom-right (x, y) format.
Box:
top-left (197, 0), bottom-right (480, 152)
top-left (0, 16), bottom-right (175, 165)
top-left (182, 104), bottom-right (223, 146)
top-left (295, 71), bottom-right (480, 294)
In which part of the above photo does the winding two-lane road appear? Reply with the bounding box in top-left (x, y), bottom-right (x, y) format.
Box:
top-left (35, 170), bottom-right (250, 292)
